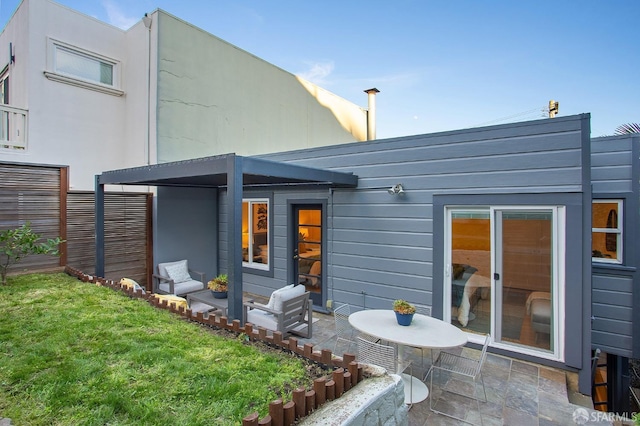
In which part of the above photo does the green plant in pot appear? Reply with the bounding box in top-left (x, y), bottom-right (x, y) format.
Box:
top-left (208, 274), bottom-right (228, 299)
top-left (393, 299), bottom-right (416, 326)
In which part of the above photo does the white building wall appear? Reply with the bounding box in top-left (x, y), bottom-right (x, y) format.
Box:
top-left (0, 0), bottom-right (147, 191)
top-left (0, 1), bottom-right (369, 189)
top-left (155, 11), bottom-right (367, 163)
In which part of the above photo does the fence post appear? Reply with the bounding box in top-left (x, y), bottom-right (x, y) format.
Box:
top-left (282, 401), bottom-right (295, 426)
top-left (292, 388), bottom-right (305, 420)
top-left (242, 412), bottom-right (259, 426)
top-left (313, 377), bottom-right (326, 406)
top-left (268, 399), bottom-right (283, 426)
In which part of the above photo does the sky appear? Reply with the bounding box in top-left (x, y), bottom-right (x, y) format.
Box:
top-left (0, 0), bottom-right (638, 139)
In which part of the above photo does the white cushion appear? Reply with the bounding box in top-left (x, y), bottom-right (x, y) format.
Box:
top-left (271, 284), bottom-right (305, 313)
top-left (164, 262), bottom-right (191, 283)
top-left (246, 309), bottom-right (278, 331)
top-left (158, 260), bottom-right (188, 278)
top-left (266, 284), bottom-right (293, 310)
top-left (159, 279), bottom-right (203, 296)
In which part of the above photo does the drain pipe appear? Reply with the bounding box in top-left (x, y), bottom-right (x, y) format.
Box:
top-left (364, 88), bottom-right (380, 140)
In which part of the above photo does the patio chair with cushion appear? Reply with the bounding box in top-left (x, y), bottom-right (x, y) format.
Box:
top-left (153, 259), bottom-right (206, 296)
top-left (243, 284), bottom-right (313, 338)
top-left (424, 333), bottom-right (490, 425)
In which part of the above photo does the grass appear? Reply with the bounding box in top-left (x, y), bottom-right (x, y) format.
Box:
top-left (0, 273), bottom-right (313, 425)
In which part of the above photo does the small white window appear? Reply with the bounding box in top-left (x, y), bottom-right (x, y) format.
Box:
top-left (592, 200), bottom-right (623, 264)
top-left (44, 39), bottom-right (123, 96)
top-left (55, 46), bottom-right (114, 86)
top-left (242, 199), bottom-right (269, 270)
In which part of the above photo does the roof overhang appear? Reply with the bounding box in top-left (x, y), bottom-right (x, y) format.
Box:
top-left (97, 154), bottom-right (358, 188)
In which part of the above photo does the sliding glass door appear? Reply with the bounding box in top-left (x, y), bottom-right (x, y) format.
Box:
top-left (446, 206), bottom-right (562, 358)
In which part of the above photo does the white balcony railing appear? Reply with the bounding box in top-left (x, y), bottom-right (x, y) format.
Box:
top-left (0, 104), bottom-right (28, 150)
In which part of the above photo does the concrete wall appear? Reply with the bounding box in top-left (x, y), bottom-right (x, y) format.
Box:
top-left (301, 371), bottom-right (407, 426)
top-left (154, 11), bottom-right (367, 163)
top-left (590, 134), bottom-right (639, 358)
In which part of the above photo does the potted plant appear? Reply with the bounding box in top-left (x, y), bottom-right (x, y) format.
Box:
top-left (208, 274), bottom-right (228, 299)
top-left (393, 299), bottom-right (416, 326)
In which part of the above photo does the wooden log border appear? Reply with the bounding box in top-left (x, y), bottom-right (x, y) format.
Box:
top-left (64, 266), bottom-right (367, 426)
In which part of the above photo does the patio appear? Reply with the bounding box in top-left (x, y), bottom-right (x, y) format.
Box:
top-left (247, 299), bottom-right (608, 426)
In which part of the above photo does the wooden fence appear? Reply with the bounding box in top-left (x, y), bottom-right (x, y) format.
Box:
top-left (0, 162), bottom-right (152, 286)
top-left (67, 191), bottom-right (152, 287)
top-left (64, 266), bottom-right (367, 426)
top-left (0, 162), bottom-right (66, 271)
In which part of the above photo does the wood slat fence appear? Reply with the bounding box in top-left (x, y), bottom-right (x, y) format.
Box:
top-left (0, 161), bottom-right (152, 287)
top-left (67, 191), bottom-right (152, 287)
top-left (0, 162), bottom-right (66, 271)
top-left (65, 266), bottom-right (367, 426)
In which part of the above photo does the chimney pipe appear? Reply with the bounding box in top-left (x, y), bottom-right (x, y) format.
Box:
top-left (364, 88), bottom-right (380, 140)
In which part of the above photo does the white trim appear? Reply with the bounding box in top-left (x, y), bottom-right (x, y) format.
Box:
top-left (242, 198), bottom-right (269, 271)
top-left (591, 199), bottom-right (623, 264)
top-left (43, 71), bottom-right (124, 96)
top-left (444, 205), bottom-right (565, 362)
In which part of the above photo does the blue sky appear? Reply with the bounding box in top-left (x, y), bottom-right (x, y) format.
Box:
top-left (1, 0), bottom-right (638, 139)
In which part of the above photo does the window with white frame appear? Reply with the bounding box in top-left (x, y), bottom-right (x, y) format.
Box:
top-left (55, 46), bottom-right (113, 85)
top-left (44, 39), bottom-right (122, 96)
top-left (592, 200), bottom-right (623, 263)
top-left (242, 199), bottom-right (269, 270)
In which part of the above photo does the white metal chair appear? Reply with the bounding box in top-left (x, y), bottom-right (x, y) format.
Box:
top-left (425, 334), bottom-right (490, 425)
top-left (413, 304), bottom-right (433, 366)
top-left (333, 303), bottom-right (355, 353)
top-left (357, 336), bottom-right (413, 406)
top-left (333, 303), bottom-right (378, 353)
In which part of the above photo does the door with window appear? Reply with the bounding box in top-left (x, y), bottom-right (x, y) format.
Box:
top-left (446, 207), bottom-right (562, 358)
top-left (292, 205), bottom-right (323, 307)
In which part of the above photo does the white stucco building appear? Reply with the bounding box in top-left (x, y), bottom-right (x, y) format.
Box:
top-left (0, 0), bottom-right (369, 190)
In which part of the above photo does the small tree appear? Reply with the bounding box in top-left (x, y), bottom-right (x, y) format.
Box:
top-left (0, 222), bottom-right (64, 285)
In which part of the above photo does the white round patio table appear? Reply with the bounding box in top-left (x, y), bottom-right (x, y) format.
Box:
top-left (349, 309), bottom-right (468, 404)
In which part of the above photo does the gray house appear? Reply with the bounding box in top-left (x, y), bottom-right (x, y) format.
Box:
top-left (97, 113), bottom-right (629, 400)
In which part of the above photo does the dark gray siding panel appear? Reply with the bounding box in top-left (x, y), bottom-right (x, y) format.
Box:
top-left (591, 136), bottom-right (634, 193)
top-left (591, 271), bottom-right (635, 358)
top-left (590, 134), bottom-right (639, 358)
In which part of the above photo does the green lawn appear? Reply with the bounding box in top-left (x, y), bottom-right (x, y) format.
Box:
top-left (0, 273), bottom-right (311, 425)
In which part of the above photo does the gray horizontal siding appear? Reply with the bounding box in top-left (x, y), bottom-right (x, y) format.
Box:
top-left (218, 115), bottom-right (589, 311)
top-left (590, 134), bottom-right (639, 358)
top-left (591, 135), bottom-right (635, 193)
top-left (591, 271), bottom-right (634, 357)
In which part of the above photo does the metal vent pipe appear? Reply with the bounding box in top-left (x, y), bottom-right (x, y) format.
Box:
top-left (364, 88), bottom-right (380, 140)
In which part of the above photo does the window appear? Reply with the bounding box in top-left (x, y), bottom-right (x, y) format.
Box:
top-left (44, 39), bottom-right (123, 96)
top-left (592, 200), bottom-right (623, 264)
top-left (55, 46), bottom-right (113, 86)
top-left (242, 199), bottom-right (269, 270)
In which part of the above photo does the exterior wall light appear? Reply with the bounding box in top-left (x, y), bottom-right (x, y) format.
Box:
top-left (387, 184), bottom-right (405, 195)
